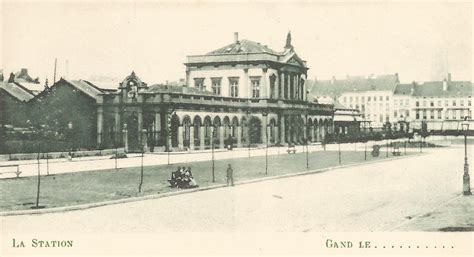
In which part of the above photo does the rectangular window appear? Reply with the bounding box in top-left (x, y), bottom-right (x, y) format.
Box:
top-left (394, 111), bottom-right (398, 118)
top-left (416, 101), bottom-right (419, 107)
top-left (430, 110), bottom-right (434, 119)
top-left (374, 96), bottom-right (377, 102)
top-left (445, 111), bottom-right (449, 120)
top-left (430, 101), bottom-right (434, 107)
top-left (386, 96), bottom-right (389, 101)
top-left (394, 99), bottom-right (398, 106)
top-left (453, 100), bottom-right (456, 106)
top-left (368, 96), bottom-right (371, 101)
top-left (437, 110), bottom-right (442, 119)
top-left (250, 76), bottom-right (261, 98)
top-left (416, 111), bottom-right (420, 120)
top-left (468, 100), bottom-right (472, 106)
top-left (211, 77), bottom-right (222, 95)
top-left (349, 96), bottom-right (353, 102)
top-left (460, 100), bottom-right (464, 106)
top-left (379, 115), bottom-right (383, 122)
top-left (460, 110), bottom-right (465, 119)
top-left (228, 77), bottom-right (239, 97)
top-left (422, 110), bottom-right (427, 119)
top-left (437, 100), bottom-right (441, 107)
top-left (361, 96), bottom-right (365, 102)
top-left (423, 101), bottom-right (426, 107)
top-left (194, 78), bottom-right (205, 91)
top-left (445, 100), bottom-right (448, 106)
top-left (379, 96), bottom-right (383, 101)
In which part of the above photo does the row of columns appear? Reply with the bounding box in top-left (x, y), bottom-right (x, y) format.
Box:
top-left (277, 72), bottom-right (305, 101)
top-left (96, 108), bottom-right (333, 151)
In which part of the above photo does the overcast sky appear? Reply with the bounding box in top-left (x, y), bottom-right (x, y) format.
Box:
top-left (1, 1), bottom-right (472, 85)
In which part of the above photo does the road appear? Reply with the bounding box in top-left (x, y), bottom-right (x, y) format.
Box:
top-left (1, 145), bottom-right (471, 233)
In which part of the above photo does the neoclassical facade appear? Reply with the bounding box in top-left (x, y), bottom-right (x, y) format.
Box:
top-left (96, 33), bottom-right (334, 152)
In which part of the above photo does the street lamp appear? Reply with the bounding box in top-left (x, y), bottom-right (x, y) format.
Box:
top-left (247, 109), bottom-right (251, 158)
top-left (338, 134), bottom-right (341, 164)
top-left (211, 125), bottom-right (216, 182)
top-left (263, 110), bottom-right (268, 175)
top-left (461, 118), bottom-right (471, 195)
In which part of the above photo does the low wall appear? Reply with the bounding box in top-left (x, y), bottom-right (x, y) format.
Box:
top-left (0, 148), bottom-right (126, 162)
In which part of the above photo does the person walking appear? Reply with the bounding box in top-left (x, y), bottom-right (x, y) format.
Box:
top-left (226, 164), bottom-right (234, 186)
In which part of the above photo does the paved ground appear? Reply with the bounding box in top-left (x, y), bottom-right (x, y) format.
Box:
top-left (0, 139), bottom-right (422, 179)
top-left (1, 145), bottom-right (471, 233)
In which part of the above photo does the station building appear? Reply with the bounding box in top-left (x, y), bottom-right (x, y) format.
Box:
top-left (93, 32), bottom-right (335, 152)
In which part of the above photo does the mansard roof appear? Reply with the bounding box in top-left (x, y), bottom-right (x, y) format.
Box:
top-left (206, 39), bottom-right (280, 55)
top-left (186, 33), bottom-right (308, 69)
top-left (308, 74), bottom-right (400, 97)
top-left (410, 81), bottom-right (472, 97)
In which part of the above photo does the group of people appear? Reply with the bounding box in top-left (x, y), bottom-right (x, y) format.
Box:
top-left (168, 167), bottom-right (198, 189)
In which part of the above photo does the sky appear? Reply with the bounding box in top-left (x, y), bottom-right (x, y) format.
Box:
top-left (1, 1), bottom-right (472, 85)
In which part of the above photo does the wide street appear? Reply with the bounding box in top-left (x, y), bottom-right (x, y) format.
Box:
top-left (1, 144), bottom-right (472, 234)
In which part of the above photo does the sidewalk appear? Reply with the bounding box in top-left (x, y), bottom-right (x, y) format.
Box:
top-left (395, 194), bottom-right (474, 232)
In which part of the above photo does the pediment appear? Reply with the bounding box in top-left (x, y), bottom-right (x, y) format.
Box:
top-left (284, 53), bottom-right (306, 68)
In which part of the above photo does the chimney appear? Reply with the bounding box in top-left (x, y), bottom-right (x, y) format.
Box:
top-left (443, 78), bottom-right (448, 91)
top-left (234, 32), bottom-right (239, 44)
top-left (447, 73), bottom-right (451, 82)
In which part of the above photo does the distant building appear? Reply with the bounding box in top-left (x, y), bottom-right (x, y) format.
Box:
top-left (394, 74), bottom-right (473, 132)
top-left (0, 81), bottom-right (35, 127)
top-left (308, 74), bottom-right (400, 128)
top-left (309, 73), bottom-right (473, 133)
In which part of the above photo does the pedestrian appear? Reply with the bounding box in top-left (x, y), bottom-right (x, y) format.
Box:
top-left (226, 164), bottom-right (234, 186)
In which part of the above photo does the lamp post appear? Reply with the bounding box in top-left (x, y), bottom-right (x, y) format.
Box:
top-left (263, 111), bottom-right (268, 175)
top-left (138, 145), bottom-right (144, 193)
top-left (247, 109), bottom-right (251, 158)
top-left (211, 126), bottom-right (215, 182)
top-left (338, 134), bottom-right (341, 165)
top-left (461, 119), bottom-right (471, 195)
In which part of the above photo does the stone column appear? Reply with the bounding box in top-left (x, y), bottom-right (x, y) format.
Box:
top-left (274, 126), bottom-right (279, 145)
top-left (189, 127), bottom-right (194, 150)
top-left (219, 126), bottom-right (224, 149)
top-left (262, 68), bottom-right (268, 99)
top-left (122, 129), bottom-right (128, 152)
top-left (310, 125), bottom-right (315, 142)
top-left (200, 126), bottom-right (206, 150)
top-left (97, 107), bottom-right (104, 146)
top-left (275, 72), bottom-right (280, 99)
top-left (154, 112), bottom-right (161, 145)
top-left (262, 114), bottom-right (268, 144)
top-left (244, 68), bottom-right (249, 98)
top-left (114, 107), bottom-right (121, 142)
top-left (237, 125), bottom-right (242, 148)
top-left (303, 120), bottom-right (307, 142)
top-left (141, 129), bottom-right (148, 152)
top-left (178, 125), bottom-right (184, 149)
top-left (280, 115), bottom-right (286, 144)
top-left (315, 124), bottom-right (320, 142)
top-left (137, 110), bottom-right (143, 144)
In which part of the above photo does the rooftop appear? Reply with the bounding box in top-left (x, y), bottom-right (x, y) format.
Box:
top-left (0, 82), bottom-right (35, 102)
